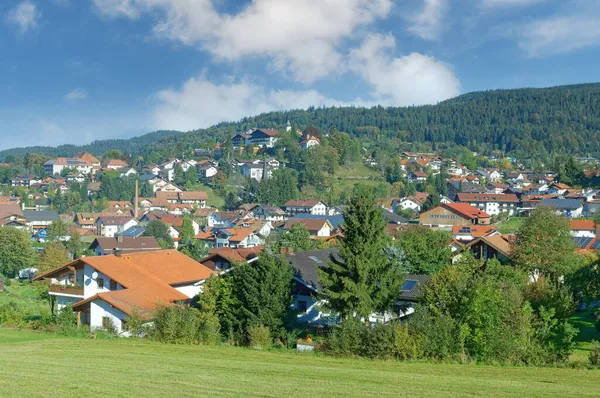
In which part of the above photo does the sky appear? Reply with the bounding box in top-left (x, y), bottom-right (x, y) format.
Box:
top-left (0, 0), bottom-right (599, 150)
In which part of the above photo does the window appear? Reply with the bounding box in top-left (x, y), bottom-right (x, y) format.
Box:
top-left (402, 280), bottom-right (417, 291)
top-left (68, 272), bottom-right (75, 283)
top-left (102, 316), bottom-right (112, 330)
top-left (97, 278), bottom-right (104, 289)
top-left (298, 300), bottom-right (308, 314)
top-left (110, 280), bottom-right (118, 290)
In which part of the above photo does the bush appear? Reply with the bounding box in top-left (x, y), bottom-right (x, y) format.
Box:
top-left (363, 323), bottom-right (396, 359)
top-left (149, 304), bottom-right (200, 344)
top-left (198, 312), bottom-right (221, 346)
top-left (392, 323), bottom-right (421, 360)
top-left (0, 302), bottom-right (26, 327)
top-left (125, 307), bottom-right (147, 338)
top-left (322, 318), bottom-right (367, 357)
top-left (589, 344), bottom-right (600, 366)
top-left (409, 310), bottom-right (460, 361)
top-left (54, 305), bottom-right (80, 335)
top-left (248, 324), bottom-right (271, 349)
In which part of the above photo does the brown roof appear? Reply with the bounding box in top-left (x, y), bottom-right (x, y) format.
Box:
top-left (0, 204), bottom-right (24, 219)
top-left (201, 246), bottom-right (263, 269)
top-left (108, 201), bottom-right (132, 209)
top-left (91, 237), bottom-right (162, 253)
top-left (285, 200), bottom-right (322, 208)
top-left (37, 250), bottom-right (214, 317)
top-left (443, 203), bottom-right (491, 219)
top-left (195, 227), bottom-right (255, 243)
top-left (452, 225), bottom-right (497, 238)
top-left (102, 159), bottom-right (128, 167)
top-left (156, 191), bottom-right (208, 201)
top-left (194, 207), bottom-right (216, 217)
top-left (570, 220), bottom-right (596, 231)
top-left (0, 196), bottom-right (20, 205)
top-left (97, 216), bottom-right (135, 225)
top-left (255, 129), bottom-right (280, 137)
top-left (481, 235), bottom-right (512, 257)
top-left (76, 152), bottom-right (100, 164)
top-left (284, 218), bottom-right (332, 232)
top-left (456, 193), bottom-right (520, 203)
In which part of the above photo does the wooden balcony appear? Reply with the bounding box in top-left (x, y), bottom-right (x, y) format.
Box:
top-left (48, 285), bottom-right (84, 297)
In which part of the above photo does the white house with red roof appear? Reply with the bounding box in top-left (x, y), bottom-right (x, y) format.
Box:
top-left (34, 250), bottom-right (214, 335)
top-left (284, 200), bottom-right (327, 216)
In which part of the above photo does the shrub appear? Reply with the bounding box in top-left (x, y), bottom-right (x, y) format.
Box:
top-left (0, 302), bottom-right (26, 326)
top-left (125, 307), bottom-right (147, 338)
top-left (589, 344), bottom-right (600, 366)
top-left (248, 324), bottom-right (271, 349)
top-left (198, 312), bottom-right (221, 346)
top-left (409, 310), bottom-right (460, 361)
top-left (363, 323), bottom-right (396, 359)
top-left (322, 318), bottom-right (367, 357)
top-left (392, 323), bottom-right (420, 360)
top-left (149, 304), bottom-right (200, 344)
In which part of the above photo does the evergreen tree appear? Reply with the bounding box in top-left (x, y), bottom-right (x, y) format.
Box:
top-left (140, 181), bottom-right (154, 197)
top-left (144, 220), bottom-right (174, 249)
top-left (179, 215), bottom-right (195, 245)
top-left (173, 165), bottom-right (186, 186)
top-left (185, 166), bottom-right (199, 185)
top-left (318, 188), bottom-right (404, 320)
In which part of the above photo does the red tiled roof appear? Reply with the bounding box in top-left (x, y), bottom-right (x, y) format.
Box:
top-left (452, 225), bottom-right (497, 238)
top-left (456, 193), bottom-right (520, 203)
top-left (444, 203), bottom-right (491, 219)
top-left (570, 220), bottom-right (595, 231)
top-left (284, 218), bottom-right (331, 232)
top-left (285, 200), bottom-right (322, 208)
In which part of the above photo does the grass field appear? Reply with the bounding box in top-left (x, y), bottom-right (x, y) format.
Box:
top-left (498, 217), bottom-right (525, 234)
top-left (571, 309), bottom-right (600, 362)
top-left (0, 281), bottom-right (50, 316)
top-left (1, 329), bottom-right (600, 397)
top-left (187, 183), bottom-right (225, 208)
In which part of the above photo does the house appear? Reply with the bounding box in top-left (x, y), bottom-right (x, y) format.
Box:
top-left (486, 182), bottom-right (508, 195)
top-left (231, 132), bottom-right (251, 147)
top-left (89, 236), bottom-right (162, 256)
top-left (199, 246), bottom-right (263, 271)
top-left (488, 170), bottom-right (503, 182)
top-left (87, 182), bottom-right (101, 196)
top-left (461, 234), bottom-right (512, 264)
top-left (11, 175), bottom-right (42, 187)
top-left (156, 191), bottom-right (207, 208)
top-left (447, 181), bottom-right (486, 201)
top-left (285, 200), bottom-right (327, 216)
top-left (33, 250), bottom-right (214, 335)
top-left (392, 197), bottom-right (424, 213)
top-left (0, 204), bottom-right (26, 223)
top-left (74, 213), bottom-right (101, 230)
top-left (249, 129), bottom-right (280, 148)
top-left (118, 167), bottom-right (138, 178)
top-left (101, 159), bottom-right (129, 170)
top-left (75, 152), bottom-right (100, 167)
top-left (44, 158), bottom-right (94, 175)
top-left (195, 227), bottom-right (262, 248)
top-left (548, 183), bottom-right (571, 195)
top-left (287, 248), bottom-right (429, 325)
top-left (252, 204), bottom-right (286, 221)
top-left (570, 220), bottom-right (597, 238)
top-left (408, 172), bottom-right (428, 183)
top-left (241, 162), bottom-right (270, 181)
top-left (97, 216), bottom-right (138, 238)
top-left (107, 201), bottom-right (133, 214)
top-left (420, 203), bottom-right (491, 228)
top-left (197, 161), bottom-right (218, 179)
top-left (455, 193), bottom-right (520, 216)
top-left (284, 218), bottom-right (334, 237)
top-left (540, 198), bottom-right (584, 218)
top-left (207, 211), bottom-right (250, 228)
top-left (452, 225), bottom-right (498, 242)
top-left (22, 210), bottom-right (61, 232)
top-left (300, 136), bottom-right (320, 149)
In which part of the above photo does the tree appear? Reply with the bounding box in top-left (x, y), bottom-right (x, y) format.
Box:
top-left (179, 240), bottom-right (210, 262)
top-left (46, 220), bottom-right (69, 242)
top-left (141, 181), bottom-right (154, 198)
top-left (0, 227), bottom-right (35, 277)
top-left (38, 243), bottom-right (69, 273)
top-left (276, 223), bottom-right (315, 253)
top-left (185, 166), bottom-right (199, 185)
top-left (395, 227), bottom-right (451, 274)
top-left (421, 193), bottom-right (441, 212)
top-left (229, 253), bottom-right (294, 338)
top-left (179, 215), bottom-right (195, 245)
top-left (512, 206), bottom-right (580, 284)
top-left (143, 220), bottom-right (174, 249)
top-left (318, 188), bottom-right (404, 320)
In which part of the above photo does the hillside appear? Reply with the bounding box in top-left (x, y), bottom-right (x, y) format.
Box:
top-left (2, 83), bottom-right (600, 162)
top-left (0, 130), bottom-right (182, 161)
top-left (1, 329), bottom-right (599, 397)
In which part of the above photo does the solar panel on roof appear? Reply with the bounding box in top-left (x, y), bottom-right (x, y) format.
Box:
top-left (591, 239), bottom-right (600, 250)
top-left (573, 237), bottom-right (593, 248)
top-left (309, 256), bottom-right (323, 264)
top-left (402, 280), bottom-right (417, 291)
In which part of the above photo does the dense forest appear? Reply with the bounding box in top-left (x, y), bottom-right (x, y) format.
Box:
top-left (2, 83), bottom-right (600, 163)
top-left (0, 130), bottom-right (182, 161)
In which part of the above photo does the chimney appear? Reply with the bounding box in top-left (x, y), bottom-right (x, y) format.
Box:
top-left (280, 246), bottom-right (294, 256)
top-left (134, 179), bottom-right (139, 219)
top-left (113, 248), bottom-right (122, 257)
top-left (117, 234), bottom-right (124, 244)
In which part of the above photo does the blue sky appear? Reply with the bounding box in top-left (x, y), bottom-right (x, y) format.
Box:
top-left (0, 0), bottom-right (599, 150)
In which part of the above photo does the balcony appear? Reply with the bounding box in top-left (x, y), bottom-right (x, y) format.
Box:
top-left (49, 285), bottom-right (84, 297)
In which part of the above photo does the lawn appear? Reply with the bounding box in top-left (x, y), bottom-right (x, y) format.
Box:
top-left (571, 308), bottom-right (600, 363)
top-left (187, 183), bottom-right (225, 208)
top-left (0, 280), bottom-right (50, 317)
top-left (1, 329), bottom-right (600, 397)
top-left (498, 217), bottom-right (525, 234)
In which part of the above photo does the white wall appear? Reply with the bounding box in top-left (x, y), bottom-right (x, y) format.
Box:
top-left (90, 300), bottom-right (127, 334)
top-left (174, 284), bottom-right (203, 298)
top-left (57, 295), bottom-right (82, 311)
top-left (84, 264), bottom-right (123, 298)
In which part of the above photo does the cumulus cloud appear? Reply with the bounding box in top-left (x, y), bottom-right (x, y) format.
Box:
top-left (480, 0), bottom-right (547, 6)
top-left (152, 76), bottom-right (371, 131)
top-left (91, 0), bottom-right (392, 82)
top-left (6, 1), bottom-right (41, 34)
top-left (64, 88), bottom-right (89, 101)
top-left (407, 0), bottom-right (447, 41)
top-left (349, 33), bottom-right (461, 106)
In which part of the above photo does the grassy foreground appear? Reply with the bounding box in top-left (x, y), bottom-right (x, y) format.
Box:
top-left (1, 330), bottom-right (600, 397)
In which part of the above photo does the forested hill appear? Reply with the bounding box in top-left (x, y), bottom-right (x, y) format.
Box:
top-left (3, 83), bottom-right (600, 162)
top-left (0, 130), bottom-right (182, 161)
top-left (144, 83), bottom-right (600, 161)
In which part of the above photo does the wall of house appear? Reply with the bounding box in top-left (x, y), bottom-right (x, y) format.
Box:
top-left (293, 295), bottom-right (337, 326)
top-left (84, 264), bottom-right (123, 298)
top-left (317, 226), bottom-right (331, 237)
top-left (572, 230), bottom-right (596, 238)
top-left (90, 300), bottom-right (127, 334)
top-left (56, 295), bottom-right (83, 311)
top-left (174, 283), bottom-right (203, 298)
top-left (420, 207), bottom-right (471, 227)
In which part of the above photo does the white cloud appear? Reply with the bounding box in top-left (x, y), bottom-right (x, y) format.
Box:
top-left (64, 88), bottom-right (89, 101)
top-left (92, 0), bottom-right (140, 19)
top-left (349, 33), bottom-right (460, 106)
top-left (152, 76), bottom-right (370, 131)
top-left (408, 0), bottom-right (447, 41)
top-left (480, 0), bottom-right (546, 7)
top-left (91, 0), bottom-right (392, 82)
top-left (519, 14), bottom-right (600, 56)
top-left (6, 1), bottom-right (41, 34)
